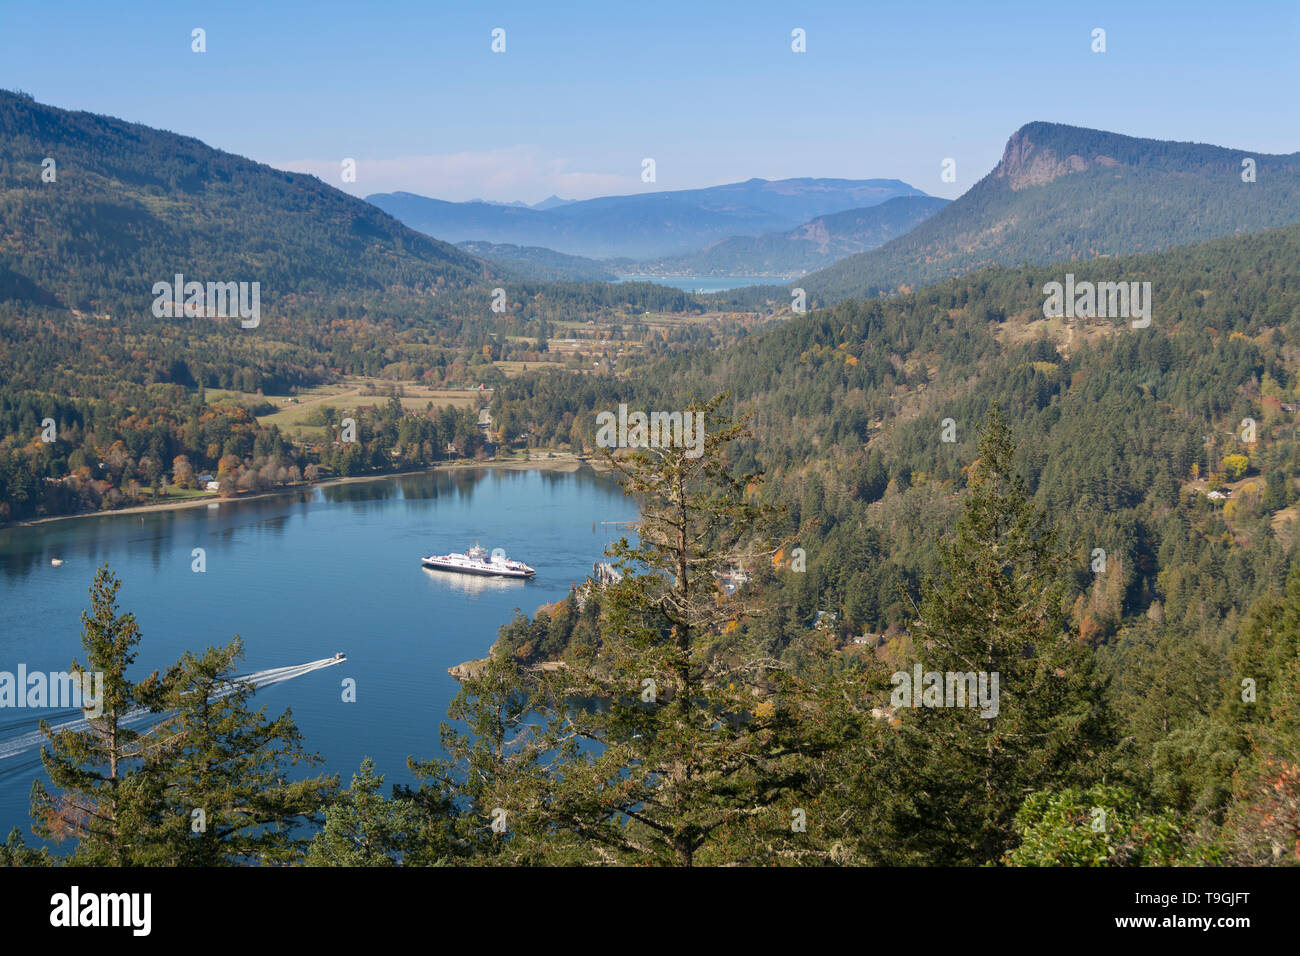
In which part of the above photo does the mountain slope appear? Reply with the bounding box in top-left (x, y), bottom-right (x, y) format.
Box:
top-left (456, 240), bottom-right (617, 281)
top-left (0, 90), bottom-right (491, 316)
top-left (632, 195), bottom-right (948, 277)
top-left (798, 121), bottom-right (1300, 303)
top-left (368, 178), bottom-right (929, 259)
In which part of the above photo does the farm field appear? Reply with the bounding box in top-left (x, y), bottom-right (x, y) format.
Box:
top-left (209, 378), bottom-right (492, 436)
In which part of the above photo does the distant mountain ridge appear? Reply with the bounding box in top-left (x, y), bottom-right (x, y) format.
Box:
top-left (368, 177), bottom-right (930, 259)
top-left (630, 195), bottom-right (949, 277)
top-left (795, 121), bottom-right (1300, 303)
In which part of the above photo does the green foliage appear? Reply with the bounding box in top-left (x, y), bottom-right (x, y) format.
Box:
top-left (503, 224), bottom-right (1300, 653)
top-left (1006, 786), bottom-right (1193, 866)
top-left (0, 90), bottom-right (488, 318)
top-left (1211, 562), bottom-right (1300, 863)
top-left (29, 566), bottom-right (337, 865)
top-left (457, 241), bottom-right (618, 282)
top-left (29, 564), bottom-right (153, 865)
top-left (139, 639), bottom-right (338, 865)
top-left (0, 386), bottom-right (488, 521)
top-left (429, 396), bottom-right (865, 866)
top-left (11, 97), bottom-right (1300, 867)
top-left (881, 408), bottom-right (1115, 863)
top-left (0, 827), bottom-right (50, 867)
top-left (403, 652), bottom-right (563, 864)
top-left (307, 759), bottom-right (425, 866)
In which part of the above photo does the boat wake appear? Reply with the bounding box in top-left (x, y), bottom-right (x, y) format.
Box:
top-left (0, 655), bottom-right (346, 764)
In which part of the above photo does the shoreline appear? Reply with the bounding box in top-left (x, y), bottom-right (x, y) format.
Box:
top-left (5, 453), bottom-right (605, 530)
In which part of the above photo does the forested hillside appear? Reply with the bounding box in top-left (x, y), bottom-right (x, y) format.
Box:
top-left (0, 90), bottom-right (493, 317)
top-left (456, 241), bottom-right (618, 281)
top-left (498, 221), bottom-right (1300, 650)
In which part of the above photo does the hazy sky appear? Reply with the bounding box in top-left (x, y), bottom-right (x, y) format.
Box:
top-left (2, 0), bottom-right (1297, 204)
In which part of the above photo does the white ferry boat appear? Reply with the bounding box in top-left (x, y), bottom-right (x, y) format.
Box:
top-left (420, 544), bottom-right (536, 579)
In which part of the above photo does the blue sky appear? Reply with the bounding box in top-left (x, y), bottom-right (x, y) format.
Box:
top-left (2, 0), bottom-right (1297, 203)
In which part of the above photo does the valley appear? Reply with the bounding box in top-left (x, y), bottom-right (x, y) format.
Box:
top-left (2, 7), bottom-right (1299, 884)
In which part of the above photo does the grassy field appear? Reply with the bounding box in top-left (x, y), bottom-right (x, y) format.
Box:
top-left (160, 486), bottom-right (214, 500)
top-left (242, 378), bottom-right (487, 435)
top-left (492, 360), bottom-right (568, 378)
top-left (203, 387), bottom-right (275, 405)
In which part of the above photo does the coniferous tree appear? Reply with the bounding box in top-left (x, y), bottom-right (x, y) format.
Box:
top-left (0, 828), bottom-right (50, 867)
top-left (404, 650), bottom-right (558, 865)
top-left (307, 759), bottom-right (425, 866)
top-left (1215, 563), bottom-right (1300, 863)
top-left (508, 394), bottom-right (853, 865)
top-left (30, 564), bottom-right (161, 865)
top-left (888, 405), bottom-right (1114, 864)
top-left (142, 639), bottom-right (338, 865)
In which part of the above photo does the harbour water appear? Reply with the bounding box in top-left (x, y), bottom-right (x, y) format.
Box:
top-left (0, 466), bottom-right (637, 842)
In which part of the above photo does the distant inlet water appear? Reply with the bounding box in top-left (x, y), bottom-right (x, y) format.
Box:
top-left (616, 274), bottom-right (787, 293)
top-left (0, 466), bottom-right (638, 841)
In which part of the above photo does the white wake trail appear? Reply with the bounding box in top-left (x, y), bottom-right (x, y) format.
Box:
top-left (0, 656), bottom-right (345, 763)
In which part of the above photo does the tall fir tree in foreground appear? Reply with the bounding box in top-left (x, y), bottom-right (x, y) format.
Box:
top-left (30, 566), bottom-right (337, 865)
top-left (403, 650), bottom-right (558, 865)
top-left (488, 394), bottom-right (859, 865)
top-left (890, 405), bottom-right (1114, 864)
top-left (142, 639), bottom-right (338, 865)
top-left (30, 564), bottom-right (160, 865)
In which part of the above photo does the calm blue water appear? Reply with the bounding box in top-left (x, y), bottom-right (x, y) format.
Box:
top-left (0, 466), bottom-right (636, 840)
top-left (616, 274), bottom-right (785, 293)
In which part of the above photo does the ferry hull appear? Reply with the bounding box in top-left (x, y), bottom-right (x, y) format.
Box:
top-left (420, 557), bottom-right (535, 578)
